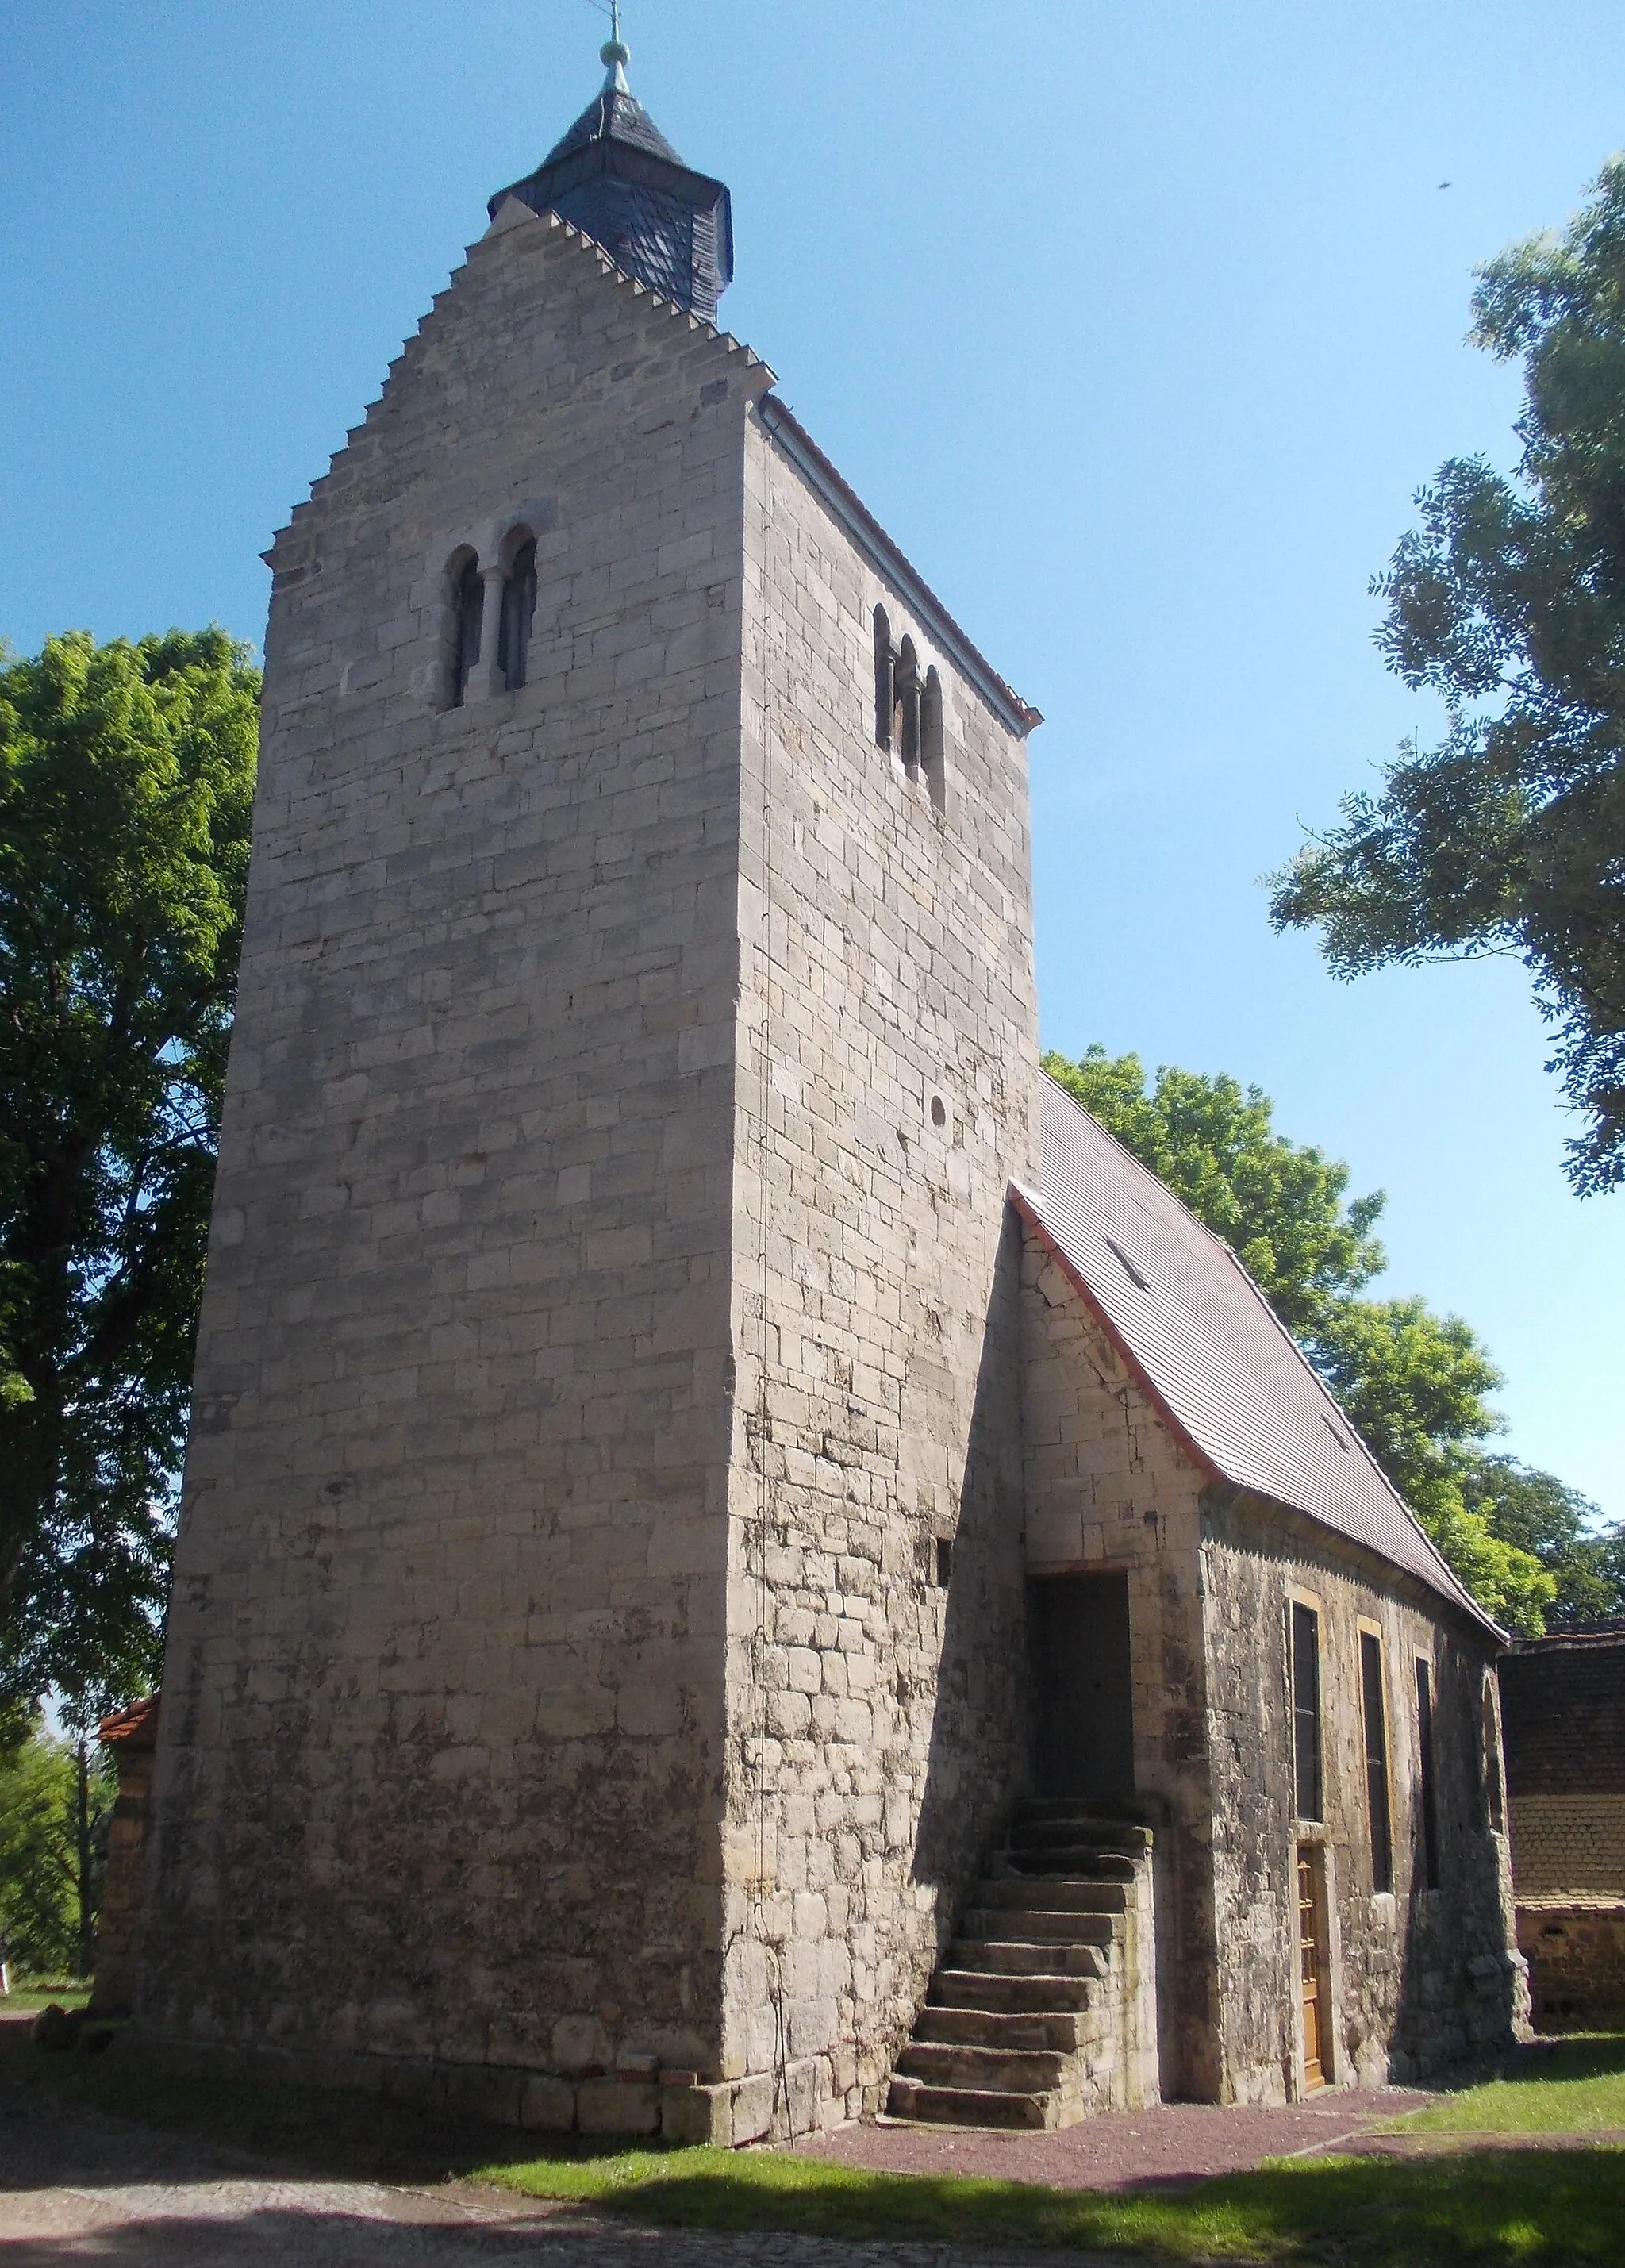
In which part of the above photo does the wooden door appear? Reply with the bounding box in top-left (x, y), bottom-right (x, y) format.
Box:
top-left (1031, 1571), bottom-right (1135, 1799)
top-left (1297, 1849), bottom-right (1327, 2089)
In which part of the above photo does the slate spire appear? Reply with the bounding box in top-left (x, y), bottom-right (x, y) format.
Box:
top-left (489, 13), bottom-right (733, 324)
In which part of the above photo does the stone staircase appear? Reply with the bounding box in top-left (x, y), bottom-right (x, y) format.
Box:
top-left (886, 1798), bottom-right (1160, 2129)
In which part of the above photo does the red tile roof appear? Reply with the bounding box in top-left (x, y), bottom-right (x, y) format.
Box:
top-left (97, 1692), bottom-right (160, 1750)
top-left (1018, 1074), bottom-right (1500, 1638)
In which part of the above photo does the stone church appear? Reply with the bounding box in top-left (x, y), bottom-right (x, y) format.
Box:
top-left (128, 35), bottom-right (1526, 2138)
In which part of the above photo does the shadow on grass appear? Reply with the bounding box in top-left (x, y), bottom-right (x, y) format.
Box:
top-left (1490, 2033), bottom-right (1625, 2085)
top-left (596, 2151), bottom-right (1625, 2262)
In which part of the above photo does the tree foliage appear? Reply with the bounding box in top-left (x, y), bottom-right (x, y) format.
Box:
top-left (1042, 1046), bottom-right (1615, 1632)
top-left (1043, 1046), bottom-right (1385, 1333)
top-left (0, 631), bottom-right (258, 1720)
top-left (1270, 158), bottom-right (1625, 1193)
top-left (0, 1719), bottom-right (113, 1979)
top-left (1461, 1454), bottom-right (1625, 1628)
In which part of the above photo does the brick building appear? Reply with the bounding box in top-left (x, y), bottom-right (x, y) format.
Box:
top-left (126, 36), bottom-right (1525, 2135)
top-left (1500, 1629), bottom-right (1625, 2031)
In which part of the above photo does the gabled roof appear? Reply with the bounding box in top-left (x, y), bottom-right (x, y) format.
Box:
top-left (1016, 1073), bottom-right (1500, 1638)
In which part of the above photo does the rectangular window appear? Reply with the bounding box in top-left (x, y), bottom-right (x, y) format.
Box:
top-left (1291, 1602), bottom-right (1323, 1822)
top-left (1359, 1632), bottom-right (1393, 1893)
top-left (1482, 1679), bottom-right (1505, 1834)
top-left (1416, 1657), bottom-right (1440, 1889)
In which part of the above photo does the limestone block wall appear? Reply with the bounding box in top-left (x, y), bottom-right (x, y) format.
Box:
top-left (139, 210), bottom-right (770, 2085)
top-left (1018, 1231), bottom-right (1212, 2101)
top-left (716, 407), bottom-right (1040, 2122)
top-left (1203, 1494), bottom-right (1523, 2098)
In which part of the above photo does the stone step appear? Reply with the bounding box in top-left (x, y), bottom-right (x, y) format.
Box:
top-left (885, 2076), bottom-right (1065, 2130)
top-left (947, 1936), bottom-right (1112, 1978)
top-left (1005, 1846), bottom-right (1144, 1880)
top-left (961, 1907), bottom-right (1121, 1946)
top-left (916, 2004), bottom-right (1093, 2054)
top-left (930, 1967), bottom-right (1103, 2014)
top-left (978, 1876), bottom-right (1131, 1913)
top-left (1013, 1797), bottom-right (1160, 1830)
top-left (895, 2040), bottom-right (1071, 2093)
top-left (1008, 1816), bottom-right (1154, 1854)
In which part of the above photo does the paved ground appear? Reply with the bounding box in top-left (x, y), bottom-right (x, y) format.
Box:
top-left (797, 2087), bottom-right (1435, 2191)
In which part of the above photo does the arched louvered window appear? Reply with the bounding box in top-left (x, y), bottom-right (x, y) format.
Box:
top-left (498, 539), bottom-right (538, 692)
top-left (451, 555), bottom-right (483, 708)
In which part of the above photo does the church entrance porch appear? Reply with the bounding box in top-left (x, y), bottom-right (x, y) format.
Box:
top-left (1031, 1571), bottom-right (1135, 1802)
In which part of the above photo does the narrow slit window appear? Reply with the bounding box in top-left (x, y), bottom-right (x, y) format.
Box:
top-left (922, 666), bottom-right (946, 810)
top-left (1291, 1602), bottom-right (1323, 1822)
top-left (896, 636), bottom-right (921, 767)
top-left (1360, 1631), bottom-right (1393, 1893)
top-left (1482, 1678), bottom-right (1505, 1834)
top-left (874, 605), bottom-right (895, 748)
top-left (499, 539), bottom-right (537, 691)
top-left (1416, 1658), bottom-right (1440, 1889)
top-left (935, 1537), bottom-right (954, 1589)
top-left (451, 556), bottom-right (483, 707)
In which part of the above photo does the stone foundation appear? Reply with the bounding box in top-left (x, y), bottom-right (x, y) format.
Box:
top-left (128, 2033), bottom-right (828, 2145)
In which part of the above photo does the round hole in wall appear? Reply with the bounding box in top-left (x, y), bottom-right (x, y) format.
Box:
top-left (930, 1094), bottom-right (947, 1128)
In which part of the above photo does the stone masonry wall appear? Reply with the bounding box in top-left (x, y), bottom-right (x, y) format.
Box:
top-left (1204, 1493), bottom-right (1523, 2099)
top-left (138, 210), bottom-right (770, 2094)
top-left (716, 409), bottom-right (1040, 2124)
top-left (1018, 1229), bottom-right (1212, 2102)
top-left (1518, 1902), bottom-right (1625, 2032)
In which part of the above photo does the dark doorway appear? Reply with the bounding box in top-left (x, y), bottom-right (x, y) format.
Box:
top-left (1031, 1570), bottom-right (1135, 1799)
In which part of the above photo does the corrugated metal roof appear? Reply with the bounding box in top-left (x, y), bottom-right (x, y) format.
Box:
top-left (1020, 1073), bottom-right (1500, 1636)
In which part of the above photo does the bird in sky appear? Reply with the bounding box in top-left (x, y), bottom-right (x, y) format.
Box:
top-left (1439, 179), bottom-right (1453, 190)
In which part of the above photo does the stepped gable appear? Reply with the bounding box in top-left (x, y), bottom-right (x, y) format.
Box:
top-left (1500, 1630), bottom-right (1625, 1794)
top-left (1016, 1071), bottom-right (1499, 1636)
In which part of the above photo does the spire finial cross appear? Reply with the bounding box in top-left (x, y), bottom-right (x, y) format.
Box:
top-left (598, 0), bottom-right (631, 91)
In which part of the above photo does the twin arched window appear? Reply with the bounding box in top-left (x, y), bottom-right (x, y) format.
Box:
top-left (874, 605), bottom-right (945, 809)
top-left (448, 535), bottom-right (539, 708)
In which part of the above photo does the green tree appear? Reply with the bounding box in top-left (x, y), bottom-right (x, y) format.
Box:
top-left (1043, 1046), bottom-right (1386, 1332)
top-left (1306, 1297), bottom-right (1555, 1633)
top-left (1044, 1045), bottom-right (1561, 1631)
top-left (0, 631), bottom-right (258, 1720)
top-left (0, 1719), bottom-right (113, 1979)
top-left (1269, 158), bottom-right (1625, 1194)
top-left (1459, 1454), bottom-right (1625, 1628)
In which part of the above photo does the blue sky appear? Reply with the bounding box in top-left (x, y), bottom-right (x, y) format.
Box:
top-left (3, 1), bottom-right (1622, 1513)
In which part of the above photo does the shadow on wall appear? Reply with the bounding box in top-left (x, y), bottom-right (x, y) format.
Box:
top-left (909, 1202), bottom-right (1033, 1928)
top-left (1387, 1634), bottom-right (1523, 2082)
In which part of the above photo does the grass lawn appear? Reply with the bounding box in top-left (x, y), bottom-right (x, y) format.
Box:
top-left (1, 1986), bottom-right (90, 2014)
top-left (1385, 2032), bottom-right (1625, 2135)
top-left (5, 2024), bottom-right (1624, 2263)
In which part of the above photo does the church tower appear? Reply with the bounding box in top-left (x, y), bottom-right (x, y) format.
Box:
top-left (136, 33), bottom-right (1041, 2139)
